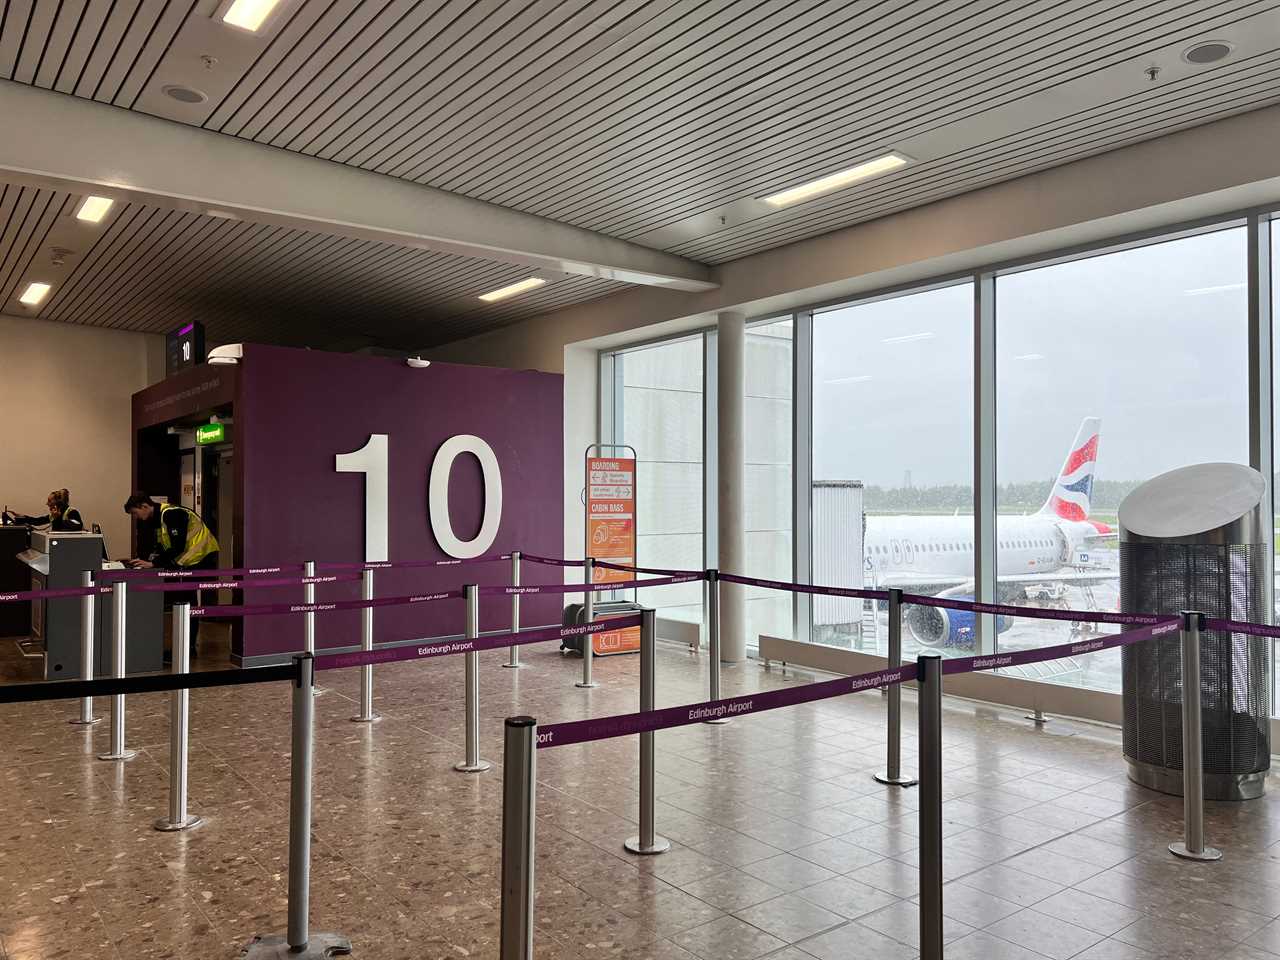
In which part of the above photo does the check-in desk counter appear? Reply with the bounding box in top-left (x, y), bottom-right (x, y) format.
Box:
top-left (18, 532), bottom-right (162, 679)
top-left (0, 525), bottom-right (31, 638)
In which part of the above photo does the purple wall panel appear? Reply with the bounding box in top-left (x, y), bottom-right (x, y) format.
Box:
top-left (237, 345), bottom-right (565, 660)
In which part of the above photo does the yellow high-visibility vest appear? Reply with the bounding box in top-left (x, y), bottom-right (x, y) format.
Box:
top-left (156, 504), bottom-right (219, 567)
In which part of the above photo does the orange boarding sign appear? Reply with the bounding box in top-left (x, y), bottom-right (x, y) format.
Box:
top-left (586, 455), bottom-right (640, 655)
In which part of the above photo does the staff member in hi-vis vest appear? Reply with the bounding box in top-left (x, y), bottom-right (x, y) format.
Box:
top-left (123, 493), bottom-right (220, 660)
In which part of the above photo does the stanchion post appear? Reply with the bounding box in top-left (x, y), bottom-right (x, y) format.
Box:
top-left (70, 571), bottom-right (100, 726)
top-left (350, 568), bottom-right (378, 723)
top-left (625, 608), bottom-right (670, 855)
top-left (98, 580), bottom-right (136, 761)
top-left (703, 570), bottom-right (728, 724)
top-left (500, 717), bottom-right (537, 960)
top-left (1170, 610), bottom-right (1222, 862)
top-left (155, 603), bottom-right (202, 831)
top-left (303, 560), bottom-right (325, 697)
top-left (876, 589), bottom-right (917, 787)
top-left (504, 551), bottom-right (522, 668)
top-left (455, 584), bottom-right (491, 773)
top-left (577, 557), bottom-right (598, 688)
top-left (917, 653), bottom-right (943, 960)
top-left (244, 654), bottom-right (350, 959)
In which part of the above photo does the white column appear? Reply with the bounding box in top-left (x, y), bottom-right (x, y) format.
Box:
top-left (717, 312), bottom-right (747, 662)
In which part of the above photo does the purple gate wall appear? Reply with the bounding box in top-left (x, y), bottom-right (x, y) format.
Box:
top-left (236, 344), bottom-right (564, 663)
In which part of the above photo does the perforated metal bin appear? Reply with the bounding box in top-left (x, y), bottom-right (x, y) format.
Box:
top-left (1119, 462), bottom-right (1269, 801)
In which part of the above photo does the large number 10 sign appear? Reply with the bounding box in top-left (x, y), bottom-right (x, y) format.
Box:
top-left (335, 433), bottom-right (504, 562)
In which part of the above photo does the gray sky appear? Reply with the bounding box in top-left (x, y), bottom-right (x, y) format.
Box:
top-left (813, 226), bottom-right (1252, 487)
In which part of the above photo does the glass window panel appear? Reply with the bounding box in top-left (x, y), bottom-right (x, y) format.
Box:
top-left (812, 283), bottom-right (974, 653)
top-left (745, 319), bottom-right (793, 644)
top-left (619, 336), bottom-right (704, 624)
top-left (997, 226), bottom-right (1249, 693)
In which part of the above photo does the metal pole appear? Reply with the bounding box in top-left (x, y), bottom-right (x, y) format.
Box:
top-left (504, 551), bottom-right (522, 668)
top-left (98, 581), bottom-right (135, 761)
top-left (704, 570), bottom-right (728, 724)
top-left (455, 584), bottom-right (491, 773)
top-left (1170, 611), bottom-right (1222, 861)
top-left (877, 589), bottom-right (916, 787)
top-left (917, 654), bottom-right (943, 960)
top-left (625, 608), bottom-right (670, 855)
top-left (1025, 707), bottom-right (1049, 725)
top-left (500, 717), bottom-right (537, 960)
top-left (577, 557), bottom-right (598, 688)
top-left (155, 603), bottom-right (202, 831)
top-left (69, 571), bottom-right (100, 726)
top-left (245, 653), bottom-right (350, 958)
top-left (350, 568), bottom-right (378, 723)
top-left (304, 560), bottom-right (324, 697)
top-left (288, 654), bottom-right (314, 947)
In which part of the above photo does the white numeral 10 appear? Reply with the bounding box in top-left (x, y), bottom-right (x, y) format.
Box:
top-left (335, 433), bottom-right (503, 561)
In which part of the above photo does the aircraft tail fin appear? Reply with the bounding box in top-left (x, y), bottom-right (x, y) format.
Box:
top-left (1038, 417), bottom-right (1101, 521)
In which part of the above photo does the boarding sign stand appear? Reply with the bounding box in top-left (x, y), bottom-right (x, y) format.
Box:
top-left (583, 445), bottom-right (642, 663)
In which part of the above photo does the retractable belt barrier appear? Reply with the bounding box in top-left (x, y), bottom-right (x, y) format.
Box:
top-left (594, 559), bottom-right (705, 577)
top-left (720, 571), bottom-right (888, 601)
top-left (480, 573), bottom-right (704, 597)
top-left (314, 616), bottom-right (641, 672)
top-left (317, 553), bottom-right (511, 571)
top-left (101, 563), bottom-right (305, 580)
top-left (189, 590), bottom-right (461, 618)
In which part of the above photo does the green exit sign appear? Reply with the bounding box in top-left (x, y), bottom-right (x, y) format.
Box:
top-left (195, 423), bottom-right (225, 445)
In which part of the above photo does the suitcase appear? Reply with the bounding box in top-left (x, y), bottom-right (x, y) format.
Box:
top-left (561, 600), bottom-right (644, 656)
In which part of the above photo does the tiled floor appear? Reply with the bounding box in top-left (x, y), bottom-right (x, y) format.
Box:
top-left (1, 630), bottom-right (1279, 960)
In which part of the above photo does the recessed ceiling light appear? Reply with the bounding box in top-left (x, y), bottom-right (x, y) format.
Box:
top-left (479, 277), bottom-right (547, 303)
top-left (1014, 353), bottom-right (1045, 361)
top-left (220, 0), bottom-right (286, 32)
top-left (75, 196), bottom-right (114, 223)
top-left (825, 375), bottom-right (873, 384)
top-left (163, 84), bottom-right (208, 104)
top-left (762, 152), bottom-right (912, 208)
top-left (1183, 40), bottom-right (1234, 65)
top-left (19, 282), bottom-right (51, 306)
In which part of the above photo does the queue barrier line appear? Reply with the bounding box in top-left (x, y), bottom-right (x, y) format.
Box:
top-left (521, 554), bottom-right (585, 568)
top-left (317, 552), bottom-right (512, 572)
top-left (718, 571), bottom-right (889, 602)
top-left (0, 662), bottom-right (297, 705)
top-left (101, 563), bottom-right (306, 581)
top-left (536, 615), bottom-right (1177, 750)
top-left (904, 592), bottom-right (1174, 627)
top-left (539, 662), bottom-right (917, 748)
top-left (594, 559), bottom-right (705, 577)
top-left (1204, 616), bottom-right (1280, 638)
top-left (480, 573), bottom-right (705, 597)
top-left (132, 572), bottom-right (364, 593)
top-left (314, 615), bottom-right (642, 672)
top-left (190, 589), bottom-right (462, 618)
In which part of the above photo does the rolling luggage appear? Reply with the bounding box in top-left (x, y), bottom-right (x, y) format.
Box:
top-left (561, 600), bottom-right (644, 656)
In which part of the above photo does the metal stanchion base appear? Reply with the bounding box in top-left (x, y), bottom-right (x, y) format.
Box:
top-left (501, 662), bottom-right (522, 669)
top-left (69, 716), bottom-right (102, 726)
top-left (97, 750), bottom-right (137, 762)
top-left (624, 835), bottom-right (671, 855)
top-left (241, 932), bottom-right (353, 958)
top-left (1026, 710), bottom-right (1049, 725)
top-left (703, 718), bottom-right (731, 725)
top-left (1169, 841), bottom-right (1222, 861)
top-left (349, 713), bottom-right (380, 724)
top-left (575, 681), bottom-right (599, 688)
top-left (154, 814), bottom-right (204, 832)
top-left (453, 760), bottom-right (492, 773)
top-left (874, 773), bottom-right (919, 787)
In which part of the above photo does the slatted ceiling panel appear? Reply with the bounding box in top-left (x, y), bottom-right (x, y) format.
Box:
top-left (8, 192), bottom-right (620, 348)
top-left (471, 0), bottom-right (1267, 231)
top-left (667, 53), bottom-right (1280, 263)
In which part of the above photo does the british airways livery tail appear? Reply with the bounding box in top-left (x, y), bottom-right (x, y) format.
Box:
top-left (1039, 417), bottom-right (1101, 522)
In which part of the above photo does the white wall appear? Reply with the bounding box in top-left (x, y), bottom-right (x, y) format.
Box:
top-left (0, 314), bottom-right (164, 551)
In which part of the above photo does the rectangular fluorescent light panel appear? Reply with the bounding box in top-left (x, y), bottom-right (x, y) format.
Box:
top-left (762, 152), bottom-right (910, 208)
top-left (479, 277), bottom-right (547, 303)
top-left (222, 0), bottom-right (284, 31)
top-left (75, 196), bottom-right (114, 223)
top-left (19, 282), bottom-right (51, 306)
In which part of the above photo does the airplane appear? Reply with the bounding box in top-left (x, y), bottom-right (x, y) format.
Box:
top-left (862, 417), bottom-right (1116, 648)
